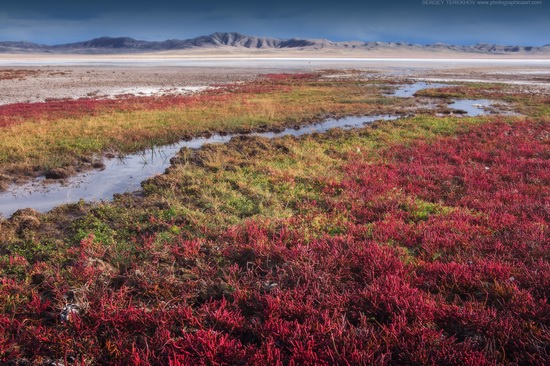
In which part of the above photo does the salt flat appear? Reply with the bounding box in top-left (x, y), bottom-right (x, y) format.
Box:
top-left (1, 54), bottom-right (548, 104)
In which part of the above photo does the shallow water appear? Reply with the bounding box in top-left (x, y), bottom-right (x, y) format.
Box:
top-left (0, 82), bottom-right (508, 217)
top-left (447, 99), bottom-right (494, 117)
top-left (0, 114), bottom-right (397, 217)
top-left (392, 83), bottom-right (507, 117)
top-left (391, 81), bottom-right (448, 97)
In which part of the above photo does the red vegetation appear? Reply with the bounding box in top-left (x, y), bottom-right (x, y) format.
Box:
top-left (0, 74), bottom-right (314, 129)
top-left (1, 120), bottom-right (548, 364)
top-left (264, 73), bottom-right (317, 81)
top-left (0, 93), bottom-right (227, 129)
top-left (0, 80), bottom-right (294, 128)
top-left (0, 69), bottom-right (41, 81)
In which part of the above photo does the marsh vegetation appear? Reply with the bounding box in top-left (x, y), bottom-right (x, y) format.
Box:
top-left (0, 71), bottom-right (548, 365)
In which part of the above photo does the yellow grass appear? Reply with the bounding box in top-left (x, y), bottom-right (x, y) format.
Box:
top-left (0, 80), bottom-right (399, 179)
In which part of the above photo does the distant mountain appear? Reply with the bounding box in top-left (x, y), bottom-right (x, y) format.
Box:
top-left (1, 32), bottom-right (548, 55)
top-left (50, 33), bottom-right (324, 52)
top-left (0, 41), bottom-right (48, 52)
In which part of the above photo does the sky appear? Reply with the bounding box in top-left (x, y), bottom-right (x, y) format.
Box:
top-left (0, 0), bottom-right (548, 46)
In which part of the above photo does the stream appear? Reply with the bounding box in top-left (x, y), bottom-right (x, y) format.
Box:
top-left (0, 82), bottom-right (503, 217)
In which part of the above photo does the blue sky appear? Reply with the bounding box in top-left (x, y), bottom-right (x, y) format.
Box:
top-left (0, 0), bottom-right (548, 45)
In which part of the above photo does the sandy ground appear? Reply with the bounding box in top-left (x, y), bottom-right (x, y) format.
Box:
top-left (0, 54), bottom-right (549, 104)
top-left (0, 67), bottom-right (264, 105)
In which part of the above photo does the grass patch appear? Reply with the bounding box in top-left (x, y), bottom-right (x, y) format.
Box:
top-left (0, 77), bottom-right (401, 181)
top-left (0, 77), bottom-right (548, 364)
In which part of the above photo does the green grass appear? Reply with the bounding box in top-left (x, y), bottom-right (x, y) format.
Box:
top-left (4, 114), bottom-right (504, 246)
top-left (0, 78), bottom-right (547, 363)
top-left (0, 79), bottom-right (406, 182)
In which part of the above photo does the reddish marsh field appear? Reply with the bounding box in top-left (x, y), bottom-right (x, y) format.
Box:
top-left (0, 71), bottom-right (548, 365)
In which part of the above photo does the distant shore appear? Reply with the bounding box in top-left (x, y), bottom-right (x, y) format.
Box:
top-left (2, 47), bottom-right (550, 62)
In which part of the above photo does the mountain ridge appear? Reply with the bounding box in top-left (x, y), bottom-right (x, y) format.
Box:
top-left (1, 32), bottom-right (549, 55)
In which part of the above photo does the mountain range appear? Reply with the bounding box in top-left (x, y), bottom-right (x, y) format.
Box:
top-left (1, 32), bottom-right (549, 55)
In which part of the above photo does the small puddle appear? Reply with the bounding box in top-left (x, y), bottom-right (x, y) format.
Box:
top-left (447, 99), bottom-right (491, 116)
top-left (0, 114), bottom-right (398, 217)
top-left (390, 82), bottom-right (448, 98)
top-left (392, 82), bottom-right (509, 117)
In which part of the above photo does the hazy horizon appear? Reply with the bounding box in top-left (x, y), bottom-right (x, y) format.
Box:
top-left (0, 0), bottom-right (548, 46)
top-left (2, 31), bottom-right (550, 48)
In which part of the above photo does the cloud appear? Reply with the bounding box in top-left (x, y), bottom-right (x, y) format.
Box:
top-left (1, 1), bottom-right (219, 20)
top-left (0, 0), bottom-right (548, 45)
